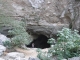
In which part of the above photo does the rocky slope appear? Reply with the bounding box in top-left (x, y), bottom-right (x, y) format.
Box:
top-left (0, 0), bottom-right (80, 60)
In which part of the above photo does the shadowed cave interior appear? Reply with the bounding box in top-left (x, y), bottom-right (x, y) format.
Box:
top-left (26, 35), bottom-right (50, 49)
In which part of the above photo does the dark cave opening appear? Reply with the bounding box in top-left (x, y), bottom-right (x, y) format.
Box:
top-left (26, 35), bottom-right (50, 49)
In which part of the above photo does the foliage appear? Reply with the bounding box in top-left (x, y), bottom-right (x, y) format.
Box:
top-left (37, 28), bottom-right (80, 60)
top-left (37, 49), bottom-right (52, 60)
top-left (48, 28), bottom-right (80, 60)
top-left (0, 15), bottom-right (32, 48)
top-left (3, 40), bottom-right (12, 48)
top-left (47, 38), bottom-right (56, 45)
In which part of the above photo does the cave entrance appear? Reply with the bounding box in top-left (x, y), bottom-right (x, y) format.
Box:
top-left (26, 35), bottom-right (50, 49)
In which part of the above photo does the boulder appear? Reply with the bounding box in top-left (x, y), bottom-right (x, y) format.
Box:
top-left (0, 45), bottom-right (6, 56)
top-left (68, 57), bottom-right (80, 60)
top-left (6, 52), bottom-right (25, 59)
top-left (15, 57), bottom-right (28, 60)
top-left (0, 33), bottom-right (10, 45)
top-left (0, 58), bottom-right (5, 60)
top-left (28, 57), bottom-right (40, 60)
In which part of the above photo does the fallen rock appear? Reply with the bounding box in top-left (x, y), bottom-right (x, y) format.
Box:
top-left (7, 52), bottom-right (25, 59)
top-left (0, 45), bottom-right (6, 51)
top-left (0, 45), bottom-right (6, 56)
top-left (15, 48), bottom-right (38, 58)
top-left (28, 57), bottom-right (40, 60)
top-left (0, 33), bottom-right (10, 45)
top-left (68, 57), bottom-right (80, 60)
top-left (0, 58), bottom-right (5, 60)
top-left (15, 57), bottom-right (28, 60)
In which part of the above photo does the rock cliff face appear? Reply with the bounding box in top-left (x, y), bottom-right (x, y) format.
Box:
top-left (0, 0), bottom-right (80, 37)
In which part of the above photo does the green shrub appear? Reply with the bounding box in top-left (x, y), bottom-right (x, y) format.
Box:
top-left (47, 38), bottom-right (56, 45)
top-left (38, 28), bottom-right (80, 60)
top-left (48, 28), bottom-right (80, 60)
top-left (37, 49), bottom-right (52, 60)
top-left (3, 40), bottom-right (12, 48)
top-left (0, 15), bottom-right (32, 48)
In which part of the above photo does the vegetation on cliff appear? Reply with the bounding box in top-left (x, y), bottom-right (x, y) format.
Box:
top-left (0, 15), bottom-right (32, 48)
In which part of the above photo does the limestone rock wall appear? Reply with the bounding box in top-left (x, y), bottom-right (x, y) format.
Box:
top-left (74, 1), bottom-right (80, 32)
top-left (0, 0), bottom-right (80, 37)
